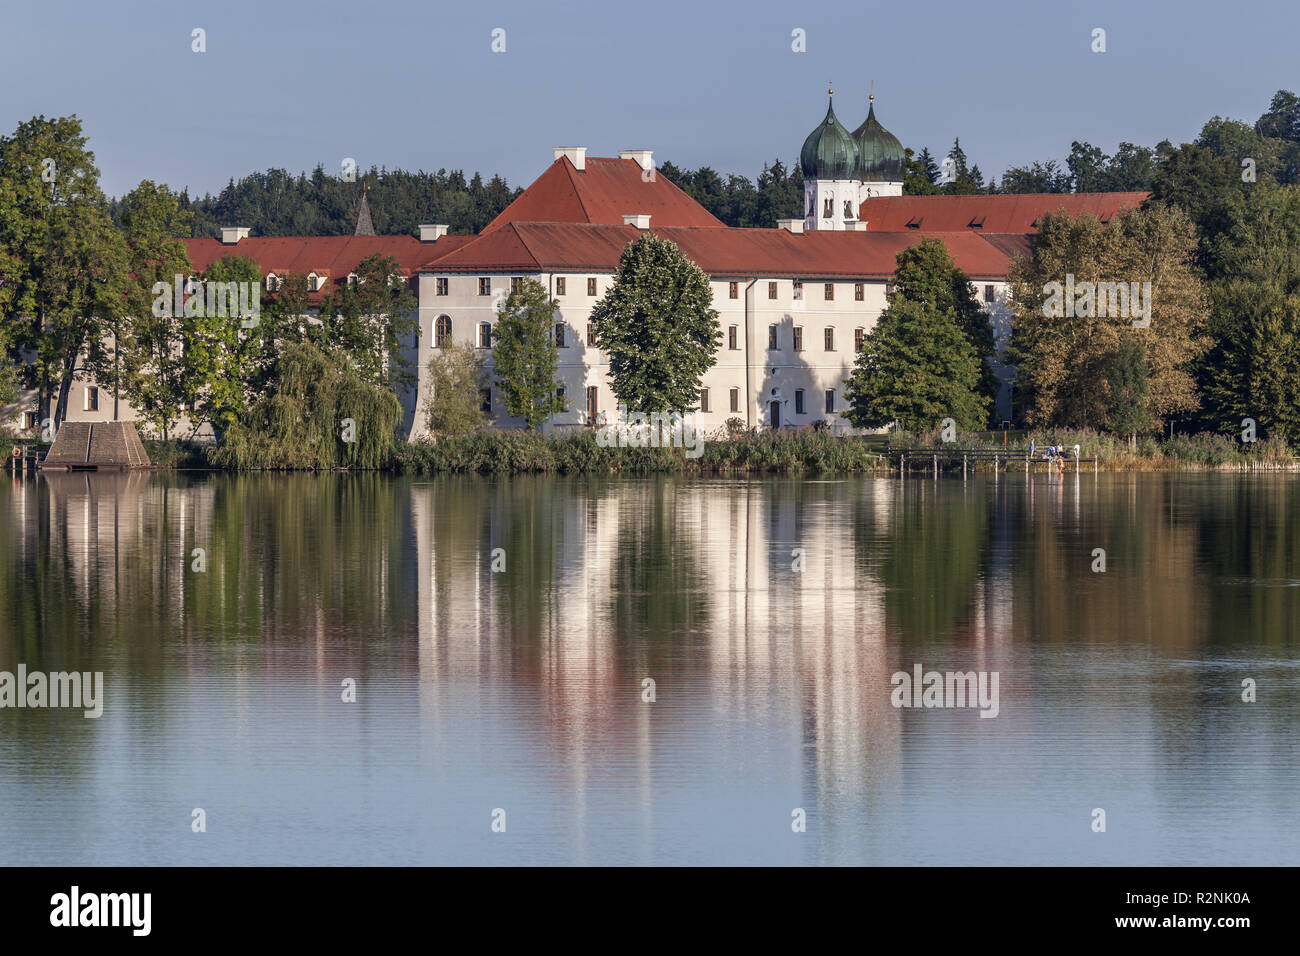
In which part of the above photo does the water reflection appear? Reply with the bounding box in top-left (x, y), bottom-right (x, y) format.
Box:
top-left (1, 470), bottom-right (1297, 864)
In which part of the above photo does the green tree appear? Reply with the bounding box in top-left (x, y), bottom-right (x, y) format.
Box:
top-left (1008, 205), bottom-right (1207, 428)
top-left (315, 253), bottom-right (418, 394)
top-left (999, 159), bottom-right (1071, 193)
top-left (0, 115), bottom-right (129, 426)
top-left (1105, 336), bottom-right (1151, 449)
top-left (891, 238), bottom-right (999, 415)
top-left (116, 180), bottom-right (194, 437)
top-left (1199, 183), bottom-right (1300, 445)
top-left (845, 240), bottom-right (991, 431)
top-left (188, 255), bottom-right (265, 439)
top-left (425, 339), bottom-right (487, 436)
top-left (845, 298), bottom-right (989, 432)
top-left (491, 277), bottom-right (564, 428)
top-left (904, 147), bottom-right (942, 195)
top-left (590, 233), bottom-right (721, 414)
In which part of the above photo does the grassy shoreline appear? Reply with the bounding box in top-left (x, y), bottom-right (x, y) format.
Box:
top-left (103, 429), bottom-right (1299, 475)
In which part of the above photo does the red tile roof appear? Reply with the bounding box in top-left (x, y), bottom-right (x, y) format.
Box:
top-left (426, 222), bottom-right (1019, 280)
top-left (184, 235), bottom-right (473, 300)
top-left (858, 192), bottom-right (1149, 233)
top-left (483, 156), bottom-right (727, 232)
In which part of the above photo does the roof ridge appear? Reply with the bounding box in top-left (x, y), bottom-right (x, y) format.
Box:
top-left (561, 157), bottom-right (593, 224)
top-left (508, 221), bottom-right (547, 269)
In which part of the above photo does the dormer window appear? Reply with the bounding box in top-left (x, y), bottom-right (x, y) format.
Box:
top-left (266, 273), bottom-right (280, 292)
top-left (308, 272), bottom-right (322, 292)
top-left (968, 215), bottom-right (986, 229)
top-left (347, 272), bottom-right (359, 287)
top-left (905, 216), bottom-right (922, 230)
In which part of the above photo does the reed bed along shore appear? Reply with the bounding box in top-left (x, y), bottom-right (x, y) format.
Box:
top-left (35, 427), bottom-right (1290, 475)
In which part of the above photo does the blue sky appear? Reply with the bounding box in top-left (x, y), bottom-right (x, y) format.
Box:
top-left (2, 0), bottom-right (1295, 198)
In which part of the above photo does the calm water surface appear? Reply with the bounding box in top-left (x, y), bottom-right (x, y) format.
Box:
top-left (0, 470), bottom-right (1296, 865)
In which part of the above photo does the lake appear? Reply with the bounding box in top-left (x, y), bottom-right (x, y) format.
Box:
top-left (1, 470), bottom-right (1296, 865)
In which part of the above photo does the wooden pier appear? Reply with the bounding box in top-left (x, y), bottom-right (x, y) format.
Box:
top-left (884, 445), bottom-right (1098, 476)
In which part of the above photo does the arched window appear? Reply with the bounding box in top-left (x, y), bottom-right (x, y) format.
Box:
top-left (435, 315), bottom-right (452, 347)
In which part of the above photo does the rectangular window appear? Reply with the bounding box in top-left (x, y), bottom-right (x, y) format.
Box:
top-left (556, 277), bottom-right (566, 295)
top-left (730, 387), bottom-right (740, 413)
top-left (768, 281), bottom-right (777, 300)
top-left (885, 281), bottom-right (896, 296)
top-left (795, 389), bottom-right (805, 415)
top-left (824, 283), bottom-right (834, 301)
top-left (556, 386), bottom-right (566, 407)
top-left (511, 277), bottom-right (523, 293)
top-left (823, 198), bottom-right (833, 218)
top-left (824, 327), bottom-right (835, 351)
top-left (793, 327), bottom-right (803, 351)
top-left (700, 388), bottom-right (710, 413)
top-left (768, 325), bottom-right (778, 350)
top-left (854, 282), bottom-right (864, 301)
top-left (587, 277), bottom-right (597, 296)
top-left (479, 322), bottom-right (492, 348)
top-left (825, 389), bottom-right (836, 414)
top-left (554, 323), bottom-right (566, 348)
top-left (729, 281), bottom-right (739, 299)
top-left (586, 386), bottom-right (598, 422)
top-left (728, 325), bottom-right (738, 350)
top-left (23, 411), bottom-right (37, 431)
top-left (793, 280), bottom-right (803, 300)
top-left (985, 284), bottom-right (995, 304)
top-left (855, 328), bottom-right (865, 353)
top-left (478, 277), bottom-right (491, 296)
top-left (84, 387), bottom-right (99, 412)
top-left (436, 277), bottom-right (448, 296)
top-left (480, 388), bottom-right (492, 413)
top-left (587, 323), bottom-right (596, 347)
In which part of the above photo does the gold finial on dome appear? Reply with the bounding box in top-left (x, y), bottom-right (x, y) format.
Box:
top-left (828, 79), bottom-right (833, 96)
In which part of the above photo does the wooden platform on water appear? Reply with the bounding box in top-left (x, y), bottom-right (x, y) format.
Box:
top-left (39, 422), bottom-right (152, 471)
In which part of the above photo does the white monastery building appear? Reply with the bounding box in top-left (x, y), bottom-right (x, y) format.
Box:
top-left (3, 92), bottom-right (1147, 438)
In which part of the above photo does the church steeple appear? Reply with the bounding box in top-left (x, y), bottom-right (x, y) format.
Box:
top-left (354, 184), bottom-right (376, 236)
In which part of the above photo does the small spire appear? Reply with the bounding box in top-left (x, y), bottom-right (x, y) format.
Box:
top-left (828, 78), bottom-right (834, 96)
top-left (354, 188), bottom-right (375, 236)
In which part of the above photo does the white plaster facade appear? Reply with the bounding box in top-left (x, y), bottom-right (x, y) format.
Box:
top-left (413, 267), bottom-right (1011, 437)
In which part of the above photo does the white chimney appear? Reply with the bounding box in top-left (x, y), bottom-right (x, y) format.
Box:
top-left (553, 147), bottom-right (587, 171)
top-left (619, 149), bottom-right (654, 172)
top-left (220, 226), bottom-right (250, 244)
top-left (777, 219), bottom-right (804, 234)
top-left (623, 213), bottom-right (651, 230)
top-left (419, 224), bottom-right (450, 242)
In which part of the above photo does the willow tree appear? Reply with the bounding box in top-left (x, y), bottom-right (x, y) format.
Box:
top-left (590, 233), bottom-right (720, 413)
top-left (209, 342), bottom-right (400, 470)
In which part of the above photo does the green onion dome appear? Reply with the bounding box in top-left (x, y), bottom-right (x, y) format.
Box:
top-left (852, 95), bottom-right (906, 182)
top-left (800, 91), bottom-right (860, 181)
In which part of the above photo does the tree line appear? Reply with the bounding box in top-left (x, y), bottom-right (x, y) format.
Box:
top-left (845, 89), bottom-right (1300, 448)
